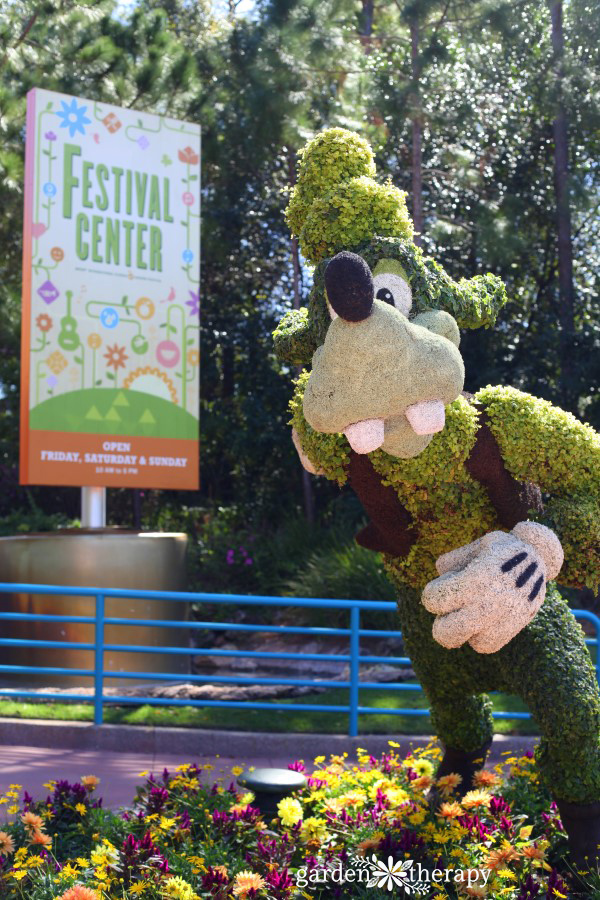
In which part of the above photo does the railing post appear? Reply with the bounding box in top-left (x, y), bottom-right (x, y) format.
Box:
top-left (94, 592), bottom-right (105, 726)
top-left (349, 606), bottom-right (360, 737)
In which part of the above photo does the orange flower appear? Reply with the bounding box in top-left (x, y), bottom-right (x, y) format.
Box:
top-left (232, 871), bottom-right (266, 897)
top-left (462, 790), bottom-right (492, 810)
top-left (357, 836), bottom-right (381, 855)
top-left (413, 775), bottom-right (434, 790)
top-left (87, 333), bottom-right (102, 349)
top-left (50, 246), bottom-right (64, 262)
top-left (36, 313), bottom-right (53, 332)
top-left (56, 887), bottom-right (100, 900)
top-left (473, 769), bottom-right (500, 788)
top-left (438, 801), bottom-right (463, 819)
top-left (178, 146), bottom-right (199, 165)
top-left (486, 840), bottom-right (521, 869)
top-left (104, 343), bottom-right (128, 371)
top-left (29, 829), bottom-right (52, 848)
top-left (81, 775), bottom-right (99, 792)
top-left (187, 348), bottom-right (200, 366)
top-left (522, 843), bottom-right (546, 861)
top-left (21, 811), bottom-right (43, 830)
top-left (436, 773), bottom-right (463, 795)
top-left (0, 831), bottom-right (15, 854)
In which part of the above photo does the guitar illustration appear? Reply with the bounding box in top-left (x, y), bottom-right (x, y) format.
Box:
top-left (57, 291), bottom-right (81, 352)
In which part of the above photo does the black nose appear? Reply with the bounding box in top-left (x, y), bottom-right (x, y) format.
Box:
top-left (324, 251), bottom-right (374, 322)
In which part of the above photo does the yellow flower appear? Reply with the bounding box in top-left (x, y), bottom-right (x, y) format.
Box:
top-left (46, 350), bottom-right (68, 374)
top-left (384, 787), bottom-right (410, 807)
top-left (313, 755), bottom-right (326, 765)
top-left (232, 871), bottom-right (266, 898)
top-left (11, 871), bottom-right (27, 881)
top-left (75, 803), bottom-right (86, 816)
top-left (413, 758), bottom-right (434, 777)
top-left (388, 740), bottom-right (401, 748)
top-left (277, 797), bottom-right (303, 826)
top-left (159, 817), bottom-right (177, 830)
top-left (300, 817), bottom-right (328, 842)
top-left (162, 875), bottom-right (198, 899)
top-left (231, 766), bottom-right (245, 777)
top-left (128, 884), bottom-right (149, 895)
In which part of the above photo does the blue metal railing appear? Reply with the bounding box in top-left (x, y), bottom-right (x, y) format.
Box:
top-left (0, 583), bottom-right (598, 737)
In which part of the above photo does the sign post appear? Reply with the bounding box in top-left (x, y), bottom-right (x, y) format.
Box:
top-left (20, 89), bottom-right (201, 497)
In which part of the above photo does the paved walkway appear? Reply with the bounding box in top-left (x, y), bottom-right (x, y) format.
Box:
top-left (0, 746), bottom-right (293, 809)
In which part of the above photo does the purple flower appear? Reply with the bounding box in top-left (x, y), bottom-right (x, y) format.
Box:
top-left (44, 131), bottom-right (57, 141)
top-left (288, 760), bottom-right (306, 772)
top-left (138, 135), bottom-right (150, 150)
top-left (226, 549), bottom-right (235, 565)
top-left (186, 290), bottom-right (200, 317)
top-left (244, 557), bottom-right (253, 566)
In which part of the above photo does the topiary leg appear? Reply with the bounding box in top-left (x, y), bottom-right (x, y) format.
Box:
top-left (497, 583), bottom-right (600, 805)
top-left (396, 585), bottom-right (496, 753)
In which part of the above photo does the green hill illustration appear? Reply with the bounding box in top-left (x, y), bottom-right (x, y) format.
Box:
top-left (30, 389), bottom-right (198, 440)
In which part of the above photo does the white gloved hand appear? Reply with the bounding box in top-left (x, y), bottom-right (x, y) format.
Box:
top-left (421, 522), bottom-right (564, 654)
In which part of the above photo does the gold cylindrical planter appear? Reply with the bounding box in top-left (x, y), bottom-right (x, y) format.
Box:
top-left (0, 530), bottom-right (189, 687)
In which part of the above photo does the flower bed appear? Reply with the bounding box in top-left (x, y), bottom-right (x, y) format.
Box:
top-left (0, 742), bottom-right (592, 898)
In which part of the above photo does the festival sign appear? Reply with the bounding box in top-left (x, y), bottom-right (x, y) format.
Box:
top-left (20, 88), bottom-right (200, 489)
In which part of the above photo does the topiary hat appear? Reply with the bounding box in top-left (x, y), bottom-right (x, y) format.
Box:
top-left (286, 128), bottom-right (413, 265)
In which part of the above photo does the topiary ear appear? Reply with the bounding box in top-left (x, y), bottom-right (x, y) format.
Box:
top-left (272, 308), bottom-right (318, 365)
top-left (423, 260), bottom-right (508, 329)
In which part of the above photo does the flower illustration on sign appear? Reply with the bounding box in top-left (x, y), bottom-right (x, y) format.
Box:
top-left (185, 291), bottom-right (200, 317)
top-left (50, 247), bottom-right (64, 262)
top-left (178, 147), bottom-right (199, 165)
top-left (137, 136), bottom-right (150, 150)
top-left (55, 99), bottom-right (92, 138)
top-left (37, 281), bottom-right (59, 305)
top-left (44, 131), bottom-right (57, 142)
top-left (100, 307), bottom-right (119, 329)
top-left (43, 182), bottom-right (57, 197)
top-left (182, 249), bottom-right (194, 264)
top-left (104, 344), bottom-right (128, 371)
top-left (36, 314), bottom-right (53, 333)
top-left (161, 154), bottom-right (172, 166)
top-left (156, 340), bottom-right (180, 369)
top-left (87, 333), bottom-right (102, 349)
top-left (182, 192), bottom-right (195, 206)
top-left (102, 112), bottom-right (122, 134)
top-left (46, 350), bottom-right (68, 375)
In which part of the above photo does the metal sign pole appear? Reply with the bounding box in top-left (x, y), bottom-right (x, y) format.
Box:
top-left (81, 487), bottom-right (106, 528)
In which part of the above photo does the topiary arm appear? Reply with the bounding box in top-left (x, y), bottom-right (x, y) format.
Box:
top-left (289, 372), bottom-right (349, 485)
top-left (475, 385), bottom-right (600, 591)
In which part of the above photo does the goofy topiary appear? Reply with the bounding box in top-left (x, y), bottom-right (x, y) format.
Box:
top-left (273, 128), bottom-right (600, 871)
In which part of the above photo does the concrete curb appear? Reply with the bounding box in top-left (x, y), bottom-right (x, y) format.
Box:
top-left (0, 718), bottom-right (537, 761)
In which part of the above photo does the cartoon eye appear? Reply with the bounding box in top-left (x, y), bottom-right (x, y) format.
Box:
top-left (372, 274), bottom-right (412, 317)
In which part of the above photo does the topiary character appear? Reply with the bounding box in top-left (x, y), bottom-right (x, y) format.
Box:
top-left (274, 128), bottom-right (600, 871)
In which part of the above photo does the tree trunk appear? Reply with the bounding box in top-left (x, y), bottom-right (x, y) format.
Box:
top-left (549, 0), bottom-right (576, 407)
top-left (288, 151), bottom-right (315, 524)
top-left (410, 17), bottom-right (423, 245)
